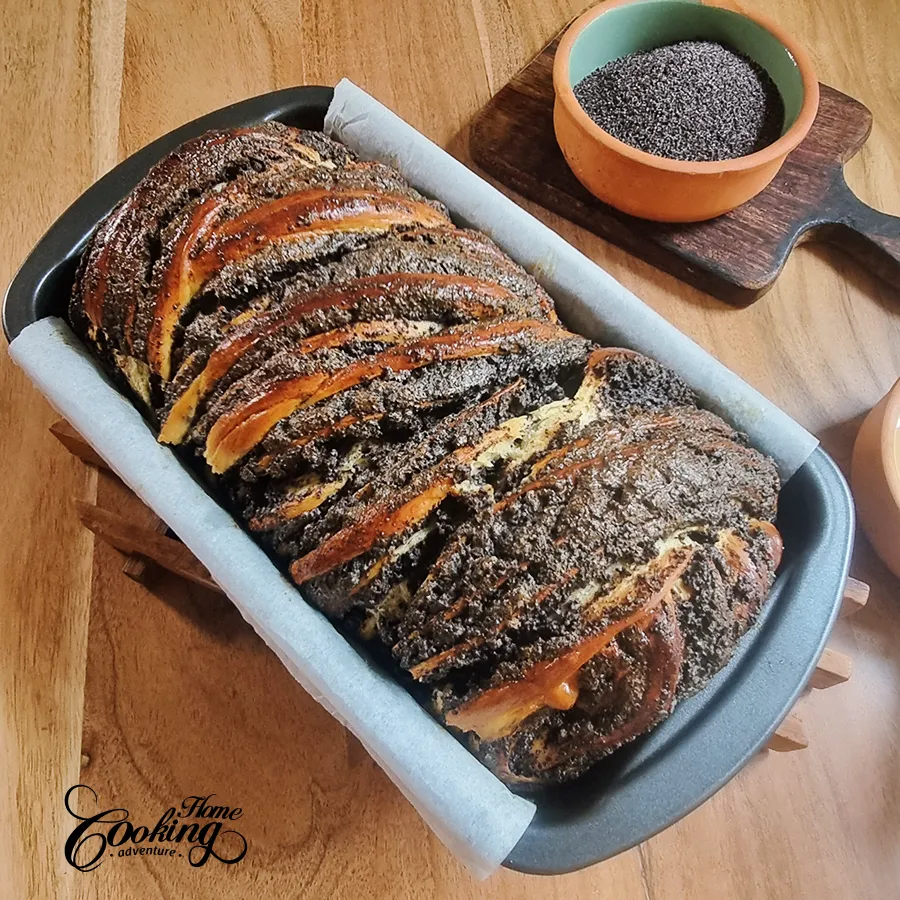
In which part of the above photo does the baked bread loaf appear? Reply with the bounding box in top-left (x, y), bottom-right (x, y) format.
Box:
top-left (70, 123), bottom-right (782, 785)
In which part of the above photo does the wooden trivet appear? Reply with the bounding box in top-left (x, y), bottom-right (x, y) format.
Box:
top-left (52, 417), bottom-right (865, 754)
top-left (468, 31), bottom-right (900, 304)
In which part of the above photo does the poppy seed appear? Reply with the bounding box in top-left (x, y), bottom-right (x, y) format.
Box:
top-left (572, 40), bottom-right (785, 162)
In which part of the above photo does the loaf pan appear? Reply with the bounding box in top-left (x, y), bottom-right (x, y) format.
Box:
top-left (2, 86), bottom-right (854, 874)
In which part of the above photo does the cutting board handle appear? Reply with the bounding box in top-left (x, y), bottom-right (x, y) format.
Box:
top-left (821, 176), bottom-right (900, 289)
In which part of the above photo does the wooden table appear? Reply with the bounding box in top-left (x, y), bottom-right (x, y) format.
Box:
top-left (2, 1), bottom-right (899, 897)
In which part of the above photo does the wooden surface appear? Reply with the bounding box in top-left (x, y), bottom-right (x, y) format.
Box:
top-left (471, 35), bottom-right (900, 304)
top-left (2, 0), bottom-right (900, 897)
top-left (74, 501), bottom-right (219, 593)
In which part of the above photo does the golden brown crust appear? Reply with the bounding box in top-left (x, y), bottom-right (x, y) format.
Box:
top-left (204, 319), bottom-right (575, 473)
top-left (474, 600), bottom-right (685, 784)
top-left (159, 272), bottom-right (525, 444)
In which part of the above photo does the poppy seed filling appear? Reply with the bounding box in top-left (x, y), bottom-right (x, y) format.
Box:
top-left (70, 123), bottom-right (782, 785)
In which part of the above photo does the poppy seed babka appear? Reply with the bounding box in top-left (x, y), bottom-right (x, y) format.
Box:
top-left (70, 124), bottom-right (782, 786)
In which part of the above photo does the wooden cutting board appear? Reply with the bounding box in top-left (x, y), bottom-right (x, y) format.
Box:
top-left (469, 33), bottom-right (900, 305)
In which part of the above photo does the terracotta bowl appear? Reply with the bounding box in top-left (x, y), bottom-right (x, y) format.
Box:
top-left (851, 379), bottom-right (900, 580)
top-left (552, 0), bottom-right (820, 222)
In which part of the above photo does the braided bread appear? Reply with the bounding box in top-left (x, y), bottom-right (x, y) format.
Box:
top-left (70, 125), bottom-right (782, 785)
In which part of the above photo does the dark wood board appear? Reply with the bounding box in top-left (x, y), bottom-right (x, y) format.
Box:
top-left (469, 34), bottom-right (900, 305)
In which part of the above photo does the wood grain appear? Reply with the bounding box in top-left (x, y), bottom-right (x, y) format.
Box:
top-left (2, 0), bottom-right (900, 897)
top-left (0, 2), bottom-right (124, 898)
top-left (50, 420), bottom-right (111, 471)
top-left (766, 712), bottom-right (809, 752)
top-left (74, 501), bottom-right (219, 593)
top-left (120, 511), bottom-right (168, 585)
top-left (470, 36), bottom-right (900, 304)
top-left (808, 647), bottom-right (853, 690)
top-left (841, 575), bottom-right (870, 616)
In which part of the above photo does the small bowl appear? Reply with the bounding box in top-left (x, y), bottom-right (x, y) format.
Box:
top-left (852, 379), bottom-right (900, 580)
top-left (552, 0), bottom-right (820, 222)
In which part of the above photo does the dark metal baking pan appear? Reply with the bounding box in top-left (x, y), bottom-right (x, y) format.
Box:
top-left (2, 86), bottom-right (855, 875)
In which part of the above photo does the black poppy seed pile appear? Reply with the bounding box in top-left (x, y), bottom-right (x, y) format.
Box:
top-left (573, 40), bottom-right (785, 162)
